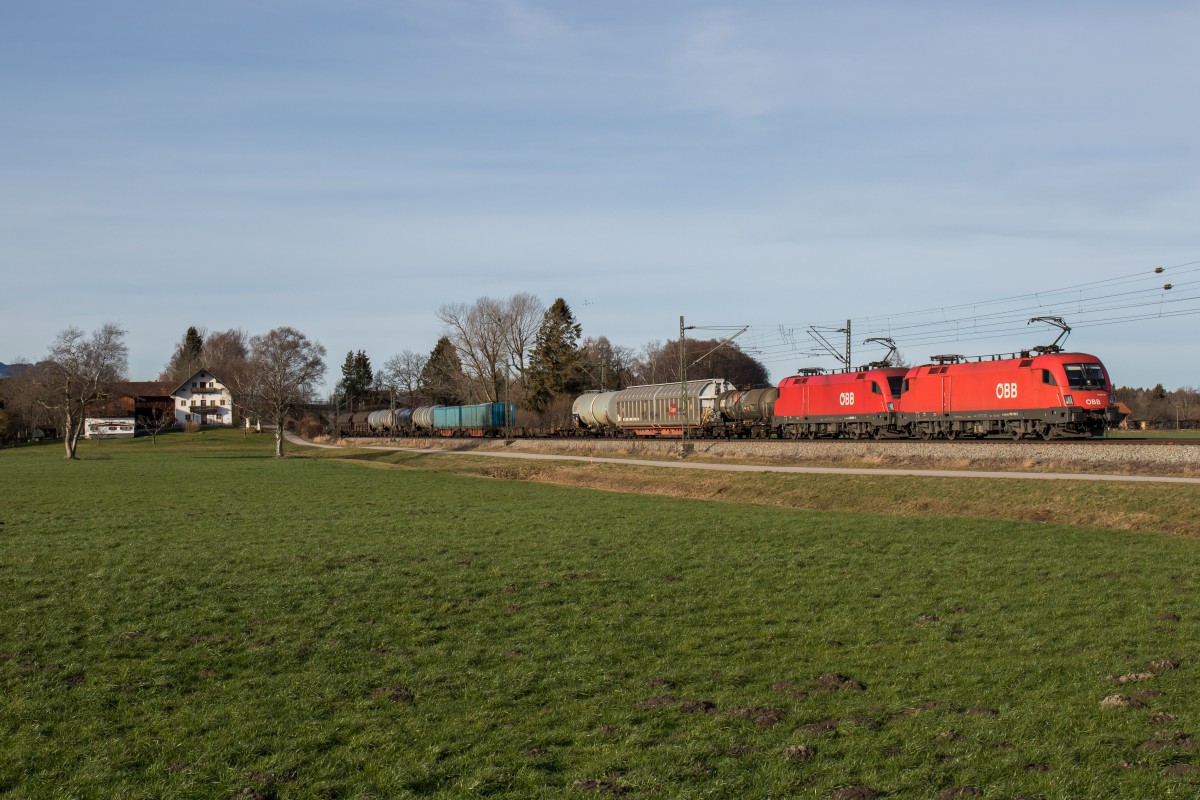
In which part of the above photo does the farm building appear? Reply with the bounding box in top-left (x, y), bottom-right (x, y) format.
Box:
top-left (171, 370), bottom-right (234, 426)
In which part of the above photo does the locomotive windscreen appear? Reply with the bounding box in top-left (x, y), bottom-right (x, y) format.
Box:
top-left (1063, 363), bottom-right (1107, 390)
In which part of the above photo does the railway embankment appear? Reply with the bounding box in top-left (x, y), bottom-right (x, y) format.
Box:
top-left (336, 436), bottom-right (1200, 477)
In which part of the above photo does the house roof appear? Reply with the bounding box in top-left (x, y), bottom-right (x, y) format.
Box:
top-left (170, 369), bottom-right (226, 396)
top-left (111, 381), bottom-right (175, 399)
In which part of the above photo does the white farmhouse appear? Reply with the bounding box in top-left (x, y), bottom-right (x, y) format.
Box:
top-left (172, 369), bottom-right (234, 426)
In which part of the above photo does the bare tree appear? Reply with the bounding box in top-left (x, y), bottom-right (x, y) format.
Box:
top-left (579, 336), bottom-right (637, 390)
top-left (202, 328), bottom-right (248, 371)
top-left (1169, 386), bottom-right (1199, 430)
top-left (500, 292), bottom-right (544, 377)
top-left (137, 412), bottom-right (175, 444)
top-left (380, 350), bottom-right (428, 406)
top-left (0, 360), bottom-right (53, 443)
top-left (437, 294), bottom-right (544, 402)
top-left (236, 327), bottom-right (326, 457)
top-left (629, 338), bottom-right (768, 387)
top-left (39, 324), bottom-right (129, 460)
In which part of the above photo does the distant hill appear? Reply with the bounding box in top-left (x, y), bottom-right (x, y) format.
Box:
top-left (0, 362), bottom-right (36, 378)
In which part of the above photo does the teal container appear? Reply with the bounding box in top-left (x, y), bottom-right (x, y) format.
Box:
top-left (432, 403), bottom-right (511, 431)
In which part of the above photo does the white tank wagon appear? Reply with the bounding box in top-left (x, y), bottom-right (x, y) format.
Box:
top-left (572, 391), bottom-right (620, 428)
top-left (412, 406), bottom-right (441, 432)
top-left (366, 409), bottom-right (399, 432)
top-left (573, 379), bottom-right (734, 437)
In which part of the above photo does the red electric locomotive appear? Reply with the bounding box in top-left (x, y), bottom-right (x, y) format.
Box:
top-left (895, 351), bottom-right (1121, 440)
top-left (773, 367), bottom-right (909, 439)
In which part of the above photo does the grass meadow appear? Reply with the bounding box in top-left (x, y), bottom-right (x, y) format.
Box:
top-left (2, 431), bottom-right (1199, 799)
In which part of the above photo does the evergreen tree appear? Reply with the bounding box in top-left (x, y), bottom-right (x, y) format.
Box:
top-left (420, 337), bottom-right (467, 405)
top-left (160, 325), bottom-right (206, 383)
top-left (340, 350), bottom-right (373, 407)
top-left (524, 298), bottom-right (583, 412)
top-left (184, 326), bottom-right (204, 360)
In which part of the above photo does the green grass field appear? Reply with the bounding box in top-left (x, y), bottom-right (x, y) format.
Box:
top-left (2, 431), bottom-right (1199, 799)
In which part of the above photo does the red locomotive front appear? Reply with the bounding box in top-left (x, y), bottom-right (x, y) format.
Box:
top-left (774, 368), bottom-right (907, 439)
top-left (896, 352), bottom-right (1121, 439)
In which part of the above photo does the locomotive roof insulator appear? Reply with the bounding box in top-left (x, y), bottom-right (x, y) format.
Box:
top-left (798, 367), bottom-right (826, 376)
top-left (930, 354), bottom-right (964, 364)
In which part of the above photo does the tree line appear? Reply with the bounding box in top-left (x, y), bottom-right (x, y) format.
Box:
top-left (333, 295), bottom-right (770, 427)
top-left (1115, 384), bottom-right (1200, 429)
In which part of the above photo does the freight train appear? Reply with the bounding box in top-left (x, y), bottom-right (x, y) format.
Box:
top-left (338, 349), bottom-right (1123, 442)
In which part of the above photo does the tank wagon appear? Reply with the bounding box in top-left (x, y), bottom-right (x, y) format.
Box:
top-left (572, 379), bottom-right (736, 437)
top-left (338, 402), bottom-right (513, 437)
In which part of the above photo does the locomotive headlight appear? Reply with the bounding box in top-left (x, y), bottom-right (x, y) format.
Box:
top-left (1064, 395), bottom-right (1074, 405)
top-left (887, 402), bottom-right (894, 411)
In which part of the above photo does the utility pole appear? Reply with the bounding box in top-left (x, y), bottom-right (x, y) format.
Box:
top-left (845, 319), bottom-right (852, 372)
top-left (680, 316), bottom-right (687, 435)
top-left (679, 316), bottom-right (697, 437)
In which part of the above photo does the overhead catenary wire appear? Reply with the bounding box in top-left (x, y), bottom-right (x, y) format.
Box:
top-left (729, 259), bottom-right (1200, 371)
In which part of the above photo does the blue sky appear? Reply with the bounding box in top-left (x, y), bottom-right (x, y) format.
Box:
top-left (3, 1), bottom-right (1199, 390)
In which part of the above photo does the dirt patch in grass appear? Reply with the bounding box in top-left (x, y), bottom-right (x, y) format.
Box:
top-left (573, 775), bottom-right (632, 795)
top-left (680, 699), bottom-right (717, 714)
top-left (1138, 731), bottom-right (1194, 751)
top-left (830, 787), bottom-right (878, 800)
top-left (784, 744), bottom-right (816, 761)
top-left (637, 695), bottom-right (677, 711)
top-left (371, 686), bottom-right (414, 704)
top-left (729, 706), bottom-right (787, 728)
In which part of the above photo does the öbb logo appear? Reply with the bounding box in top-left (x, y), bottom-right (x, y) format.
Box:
top-left (995, 383), bottom-right (1018, 399)
top-left (838, 392), bottom-right (855, 406)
